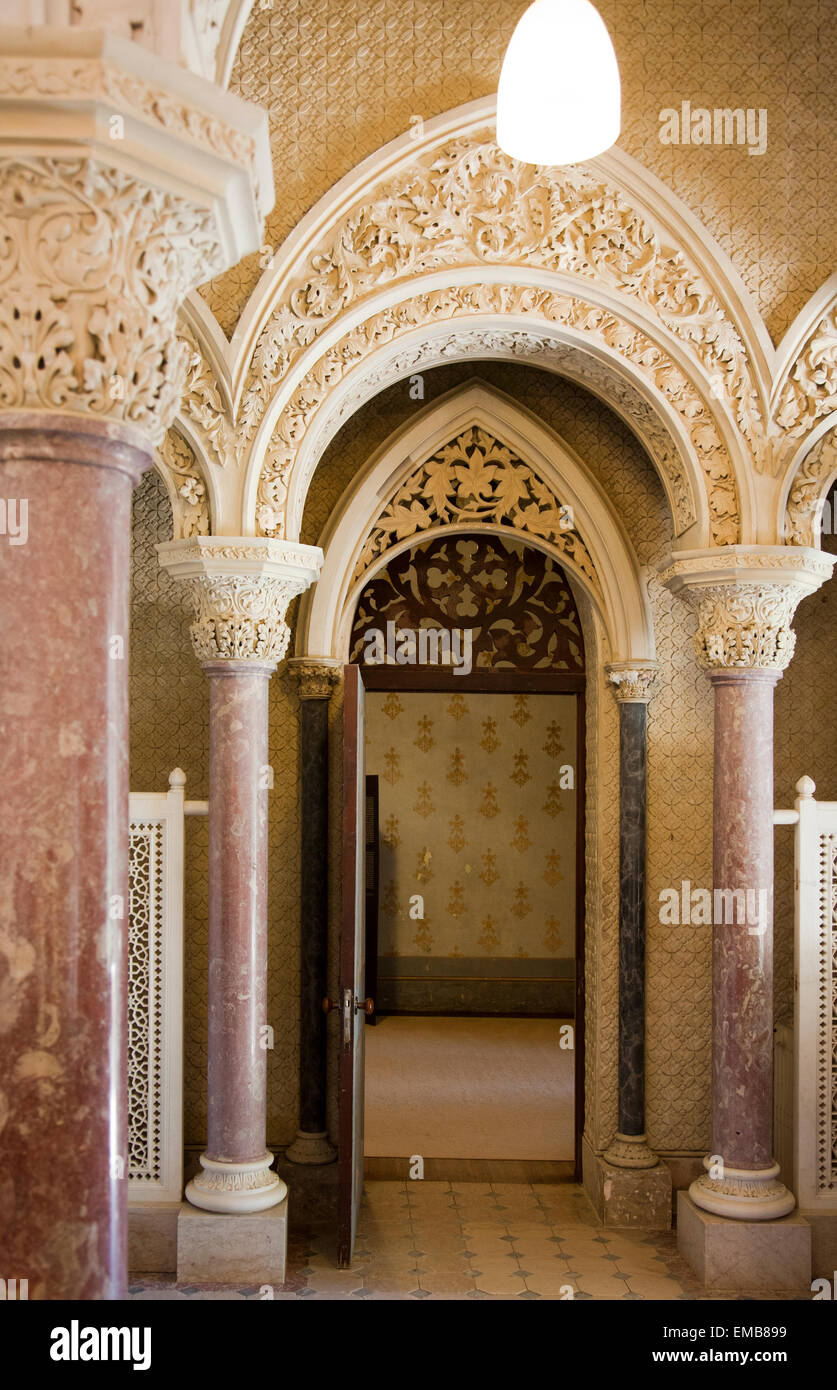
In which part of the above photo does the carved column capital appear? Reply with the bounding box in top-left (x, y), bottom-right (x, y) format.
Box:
top-left (605, 661), bottom-right (659, 703)
top-left (288, 657), bottom-right (342, 700)
top-left (659, 546), bottom-right (835, 672)
top-left (0, 30), bottom-right (272, 448)
top-left (157, 537), bottom-right (322, 668)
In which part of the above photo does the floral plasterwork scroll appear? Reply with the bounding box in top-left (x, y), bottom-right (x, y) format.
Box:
top-left (354, 425), bottom-right (602, 601)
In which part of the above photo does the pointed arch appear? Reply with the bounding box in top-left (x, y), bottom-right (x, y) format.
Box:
top-left (296, 382), bottom-right (655, 665)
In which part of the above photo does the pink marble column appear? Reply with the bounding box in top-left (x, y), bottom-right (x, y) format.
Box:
top-left (0, 415), bottom-right (149, 1299)
top-left (185, 662), bottom-right (286, 1210)
top-left (708, 670), bottom-right (778, 1179)
top-left (660, 557), bottom-right (833, 1221)
top-left (158, 538), bottom-right (322, 1213)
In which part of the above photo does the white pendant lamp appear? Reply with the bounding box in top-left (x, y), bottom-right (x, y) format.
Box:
top-left (497, 0), bottom-right (621, 166)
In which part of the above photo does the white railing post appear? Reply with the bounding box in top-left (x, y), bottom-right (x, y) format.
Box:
top-left (793, 774), bottom-right (837, 1213)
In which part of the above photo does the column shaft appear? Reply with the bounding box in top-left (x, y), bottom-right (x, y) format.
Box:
top-left (710, 669), bottom-right (777, 1170)
top-left (0, 417), bottom-right (148, 1299)
top-left (205, 663), bottom-right (272, 1164)
top-left (617, 700), bottom-right (648, 1137)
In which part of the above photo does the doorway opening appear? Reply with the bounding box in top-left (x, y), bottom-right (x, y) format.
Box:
top-left (347, 532), bottom-right (586, 1189)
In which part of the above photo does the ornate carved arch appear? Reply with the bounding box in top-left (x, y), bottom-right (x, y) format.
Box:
top-left (297, 383), bottom-right (654, 664)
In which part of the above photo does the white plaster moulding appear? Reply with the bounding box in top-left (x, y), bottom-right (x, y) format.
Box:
top-left (772, 271), bottom-right (837, 417)
top-left (246, 260), bottom-right (752, 472)
top-left (0, 28), bottom-right (274, 259)
top-left (273, 311), bottom-right (711, 550)
top-left (297, 381), bottom-right (655, 666)
top-left (776, 413), bottom-right (837, 542)
top-left (224, 95), bottom-right (774, 408)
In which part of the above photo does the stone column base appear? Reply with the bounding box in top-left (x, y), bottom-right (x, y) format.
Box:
top-left (677, 1191), bottom-right (811, 1291)
top-left (582, 1136), bottom-right (672, 1229)
top-left (285, 1130), bottom-right (337, 1165)
top-left (177, 1200), bottom-right (288, 1285)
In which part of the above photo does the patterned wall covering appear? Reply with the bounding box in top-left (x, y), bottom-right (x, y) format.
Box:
top-left (202, 0), bottom-right (837, 347)
top-left (366, 690), bottom-right (577, 961)
top-left (349, 534), bottom-right (585, 672)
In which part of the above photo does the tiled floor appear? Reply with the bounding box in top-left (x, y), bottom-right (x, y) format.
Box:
top-left (129, 1179), bottom-right (788, 1301)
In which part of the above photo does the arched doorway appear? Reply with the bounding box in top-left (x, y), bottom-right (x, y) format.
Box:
top-left (348, 531), bottom-right (586, 1183)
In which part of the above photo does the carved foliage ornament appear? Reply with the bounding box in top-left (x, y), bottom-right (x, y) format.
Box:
top-left (243, 137), bottom-right (762, 471)
top-left (187, 572), bottom-right (306, 664)
top-left (775, 302), bottom-right (837, 441)
top-left (291, 661), bottom-right (341, 699)
top-left (693, 583), bottom-right (806, 671)
top-left (255, 286), bottom-right (739, 545)
top-left (607, 665), bottom-right (658, 702)
top-left (0, 159), bottom-right (225, 446)
top-left (355, 425), bottom-right (601, 600)
top-left (156, 430), bottom-right (210, 537)
top-left (785, 423), bottom-right (837, 547)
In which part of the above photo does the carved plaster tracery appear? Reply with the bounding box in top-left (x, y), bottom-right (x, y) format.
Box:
top-left (242, 136), bottom-right (763, 469)
top-left (354, 425), bottom-right (601, 602)
top-left (253, 285), bottom-right (739, 545)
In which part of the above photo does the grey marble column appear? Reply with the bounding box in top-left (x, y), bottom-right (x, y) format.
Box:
top-left (604, 662), bottom-right (660, 1170)
top-left (286, 659), bottom-right (341, 1164)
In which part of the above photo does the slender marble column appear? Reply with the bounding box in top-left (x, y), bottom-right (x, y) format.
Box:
top-left (0, 35), bottom-right (270, 1295)
top-left (286, 660), bottom-right (340, 1165)
top-left (158, 539), bottom-right (321, 1211)
top-left (603, 663), bottom-right (659, 1170)
top-left (661, 550), bottom-right (833, 1219)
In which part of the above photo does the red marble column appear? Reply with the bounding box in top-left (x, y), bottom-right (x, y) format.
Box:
top-left (0, 414), bottom-right (149, 1299)
top-left (710, 670), bottom-right (777, 1171)
top-left (688, 665), bottom-right (794, 1218)
top-left (184, 662), bottom-right (286, 1211)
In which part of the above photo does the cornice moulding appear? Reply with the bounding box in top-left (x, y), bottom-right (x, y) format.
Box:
top-left (0, 29), bottom-right (274, 251)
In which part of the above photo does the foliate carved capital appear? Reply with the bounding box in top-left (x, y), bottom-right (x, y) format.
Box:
top-left (692, 584), bottom-right (803, 671)
top-left (605, 662), bottom-right (658, 703)
top-left (659, 546), bottom-right (835, 672)
top-left (0, 34), bottom-right (272, 447)
top-left (289, 658), bottom-right (341, 700)
top-left (157, 537), bottom-right (322, 668)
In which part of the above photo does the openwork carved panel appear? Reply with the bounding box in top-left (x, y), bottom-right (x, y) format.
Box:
top-left (349, 534), bottom-right (586, 673)
top-left (356, 425), bottom-right (601, 600)
top-left (816, 832), bottom-right (837, 1193)
top-left (127, 821), bottom-right (164, 1186)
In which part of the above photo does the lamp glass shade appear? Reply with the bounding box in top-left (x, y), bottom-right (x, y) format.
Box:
top-left (497, 0), bottom-right (621, 165)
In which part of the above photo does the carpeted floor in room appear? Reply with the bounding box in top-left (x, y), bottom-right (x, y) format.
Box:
top-left (364, 1015), bottom-right (574, 1160)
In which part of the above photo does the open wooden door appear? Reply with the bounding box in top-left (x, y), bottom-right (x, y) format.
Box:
top-left (338, 663), bottom-right (372, 1266)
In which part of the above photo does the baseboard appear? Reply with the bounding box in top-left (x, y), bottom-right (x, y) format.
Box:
top-left (364, 1156), bottom-right (575, 1182)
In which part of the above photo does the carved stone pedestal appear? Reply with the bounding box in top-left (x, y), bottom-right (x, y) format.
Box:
top-left (677, 1192), bottom-right (811, 1292)
top-left (177, 1201), bottom-right (288, 1286)
top-left (583, 1136), bottom-right (672, 1230)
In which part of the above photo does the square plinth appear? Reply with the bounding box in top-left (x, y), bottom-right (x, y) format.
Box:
top-left (583, 1136), bottom-right (672, 1229)
top-left (677, 1191), bottom-right (811, 1291)
top-left (176, 1199), bottom-right (288, 1286)
top-left (128, 1204), bottom-right (180, 1274)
